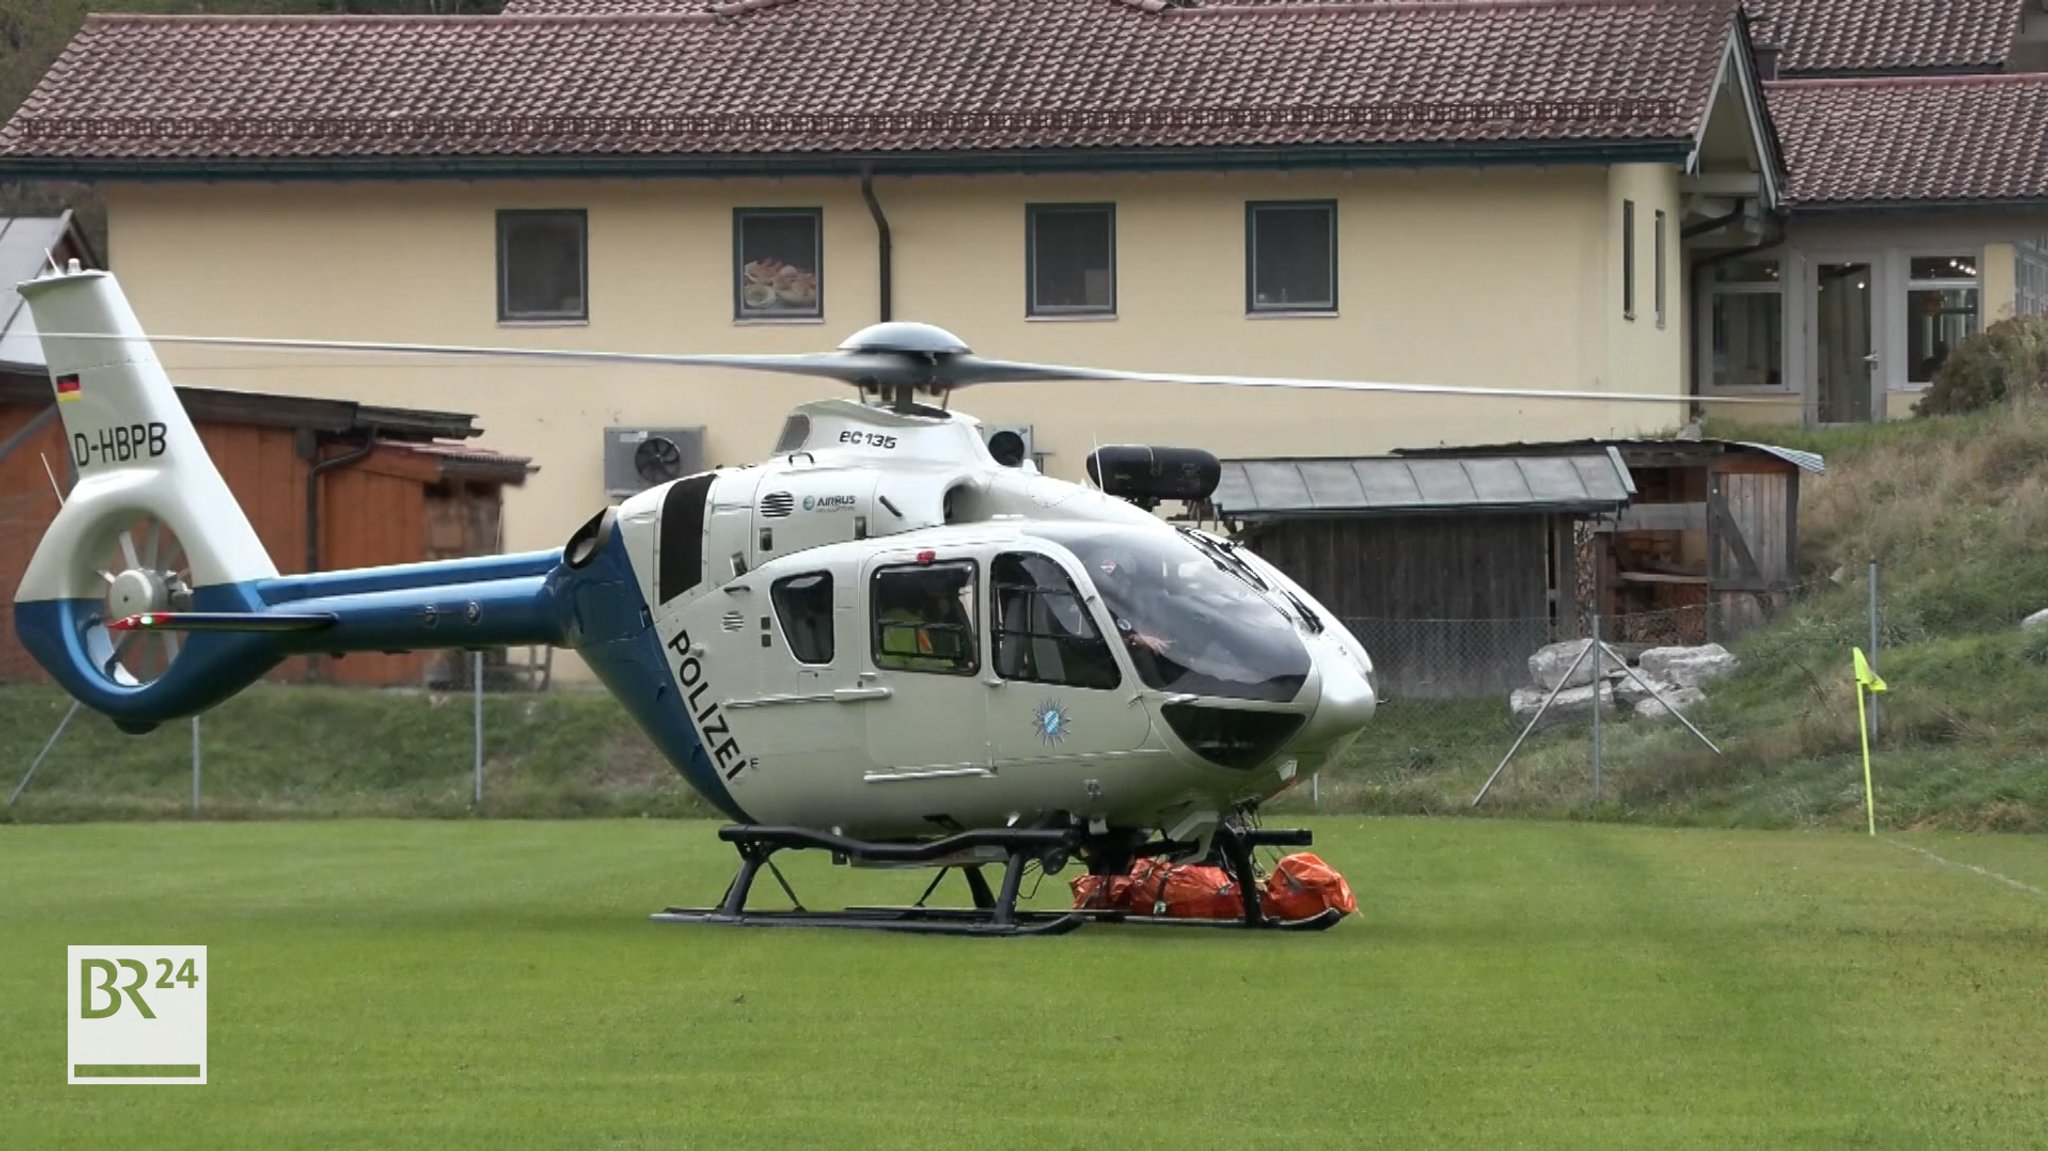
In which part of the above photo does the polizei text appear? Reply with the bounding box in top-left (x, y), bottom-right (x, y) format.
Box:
top-left (666, 628), bottom-right (751, 780)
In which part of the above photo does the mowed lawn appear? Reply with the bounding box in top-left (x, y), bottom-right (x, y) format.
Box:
top-left (2, 818), bottom-right (2045, 1149)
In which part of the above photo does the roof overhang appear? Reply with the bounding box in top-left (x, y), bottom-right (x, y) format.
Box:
top-left (1212, 450), bottom-right (1637, 521)
top-left (1781, 198), bottom-right (2048, 215)
top-left (0, 139), bottom-right (1698, 184)
top-left (1685, 18), bottom-right (1785, 223)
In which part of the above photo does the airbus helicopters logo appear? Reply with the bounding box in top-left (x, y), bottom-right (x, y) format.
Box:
top-left (665, 629), bottom-right (755, 781)
top-left (802, 494), bottom-right (857, 512)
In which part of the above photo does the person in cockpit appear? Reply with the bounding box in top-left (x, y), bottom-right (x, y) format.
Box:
top-left (1092, 552), bottom-right (1172, 657)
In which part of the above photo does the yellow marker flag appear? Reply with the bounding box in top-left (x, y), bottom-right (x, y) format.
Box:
top-left (1853, 646), bottom-right (1883, 836)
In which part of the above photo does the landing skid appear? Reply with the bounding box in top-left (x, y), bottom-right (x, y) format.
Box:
top-left (649, 822), bottom-right (1344, 937)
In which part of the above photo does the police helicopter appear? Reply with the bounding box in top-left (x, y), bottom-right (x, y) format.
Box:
top-left (10, 260), bottom-right (1762, 936)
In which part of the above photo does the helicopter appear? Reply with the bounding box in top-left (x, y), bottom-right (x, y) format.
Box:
top-left (10, 259), bottom-right (1766, 936)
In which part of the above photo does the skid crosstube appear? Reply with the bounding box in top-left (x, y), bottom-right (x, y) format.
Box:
top-left (648, 821), bottom-right (1345, 937)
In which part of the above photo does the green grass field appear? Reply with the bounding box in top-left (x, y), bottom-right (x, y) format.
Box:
top-left (4, 817), bottom-right (2046, 1148)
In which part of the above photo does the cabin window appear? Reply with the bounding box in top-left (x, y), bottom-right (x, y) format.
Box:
top-left (1906, 255), bottom-right (1981, 386)
top-left (771, 572), bottom-right (834, 665)
top-left (1026, 203), bottom-right (1116, 316)
top-left (497, 209), bottom-right (587, 323)
top-left (990, 552), bottom-right (1121, 690)
top-left (735, 208), bottom-right (823, 320)
top-left (871, 560), bottom-right (979, 675)
top-left (1246, 201), bottom-right (1336, 313)
top-left (1704, 257), bottom-right (1784, 389)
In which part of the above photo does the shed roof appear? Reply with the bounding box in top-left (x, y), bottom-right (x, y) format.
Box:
top-left (0, 377), bottom-right (490, 445)
top-left (1395, 436), bottom-right (1825, 474)
top-left (1213, 450), bottom-right (1635, 519)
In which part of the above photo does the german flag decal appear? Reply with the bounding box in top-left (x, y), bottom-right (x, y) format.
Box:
top-left (54, 374), bottom-right (80, 403)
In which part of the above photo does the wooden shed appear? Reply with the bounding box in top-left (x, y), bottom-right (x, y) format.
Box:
top-left (1395, 437), bottom-right (1825, 644)
top-left (1207, 449), bottom-right (1636, 699)
top-left (1, 379), bottom-right (537, 691)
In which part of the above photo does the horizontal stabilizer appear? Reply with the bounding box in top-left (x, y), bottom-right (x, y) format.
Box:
top-left (108, 611), bottom-right (339, 634)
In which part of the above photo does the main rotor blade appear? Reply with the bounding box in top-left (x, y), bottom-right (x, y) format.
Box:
top-left (34, 330), bottom-right (909, 385)
top-left (945, 357), bottom-right (1776, 405)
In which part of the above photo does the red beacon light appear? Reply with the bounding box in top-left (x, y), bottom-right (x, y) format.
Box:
top-left (916, 550), bottom-right (935, 565)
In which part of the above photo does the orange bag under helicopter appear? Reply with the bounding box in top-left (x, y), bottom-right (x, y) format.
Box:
top-left (1069, 853), bottom-right (1356, 921)
top-left (1257, 852), bottom-right (1358, 920)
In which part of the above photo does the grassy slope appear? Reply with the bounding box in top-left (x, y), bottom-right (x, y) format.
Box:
top-left (6, 400), bottom-right (2048, 830)
top-left (4, 818), bottom-right (2045, 1149)
top-left (1307, 398), bottom-right (2048, 833)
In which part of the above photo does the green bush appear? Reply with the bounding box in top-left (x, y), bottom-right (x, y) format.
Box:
top-left (1914, 314), bottom-right (2048, 416)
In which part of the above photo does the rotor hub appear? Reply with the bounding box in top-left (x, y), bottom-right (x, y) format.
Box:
top-left (106, 568), bottom-right (169, 618)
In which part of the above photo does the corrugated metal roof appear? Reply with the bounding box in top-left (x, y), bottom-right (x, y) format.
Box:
top-left (1730, 440), bottom-right (1827, 475)
top-left (0, 215), bottom-right (87, 372)
top-left (1213, 450), bottom-right (1635, 518)
top-left (1394, 436), bottom-right (1826, 475)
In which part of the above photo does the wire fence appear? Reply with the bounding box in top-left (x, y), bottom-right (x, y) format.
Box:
top-left (0, 548), bottom-right (1883, 819)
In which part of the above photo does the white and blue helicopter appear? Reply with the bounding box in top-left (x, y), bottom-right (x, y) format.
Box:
top-left (11, 261), bottom-right (1746, 935)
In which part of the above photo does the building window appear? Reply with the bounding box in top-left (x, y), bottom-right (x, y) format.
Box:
top-left (871, 560), bottom-right (978, 675)
top-left (1621, 199), bottom-right (1635, 320)
top-left (1026, 204), bottom-right (1115, 316)
top-left (1906, 255), bottom-right (1980, 386)
top-left (1704, 257), bottom-right (1783, 388)
top-left (497, 209), bottom-right (587, 322)
top-left (771, 572), bottom-right (833, 665)
top-left (990, 552), bottom-right (1121, 690)
top-left (735, 208), bottom-right (822, 320)
top-left (1247, 201), bottom-right (1336, 313)
top-left (2016, 240), bottom-right (2048, 318)
top-left (1654, 210), bottom-right (1667, 328)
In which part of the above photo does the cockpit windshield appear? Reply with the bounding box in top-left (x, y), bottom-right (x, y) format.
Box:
top-left (1031, 522), bottom-right (1311, 703)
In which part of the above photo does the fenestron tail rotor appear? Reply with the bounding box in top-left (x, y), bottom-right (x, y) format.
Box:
top-left (89, 512), bottom-right (194, 687)
top-left (32, 320), bottom-right (1782, 412)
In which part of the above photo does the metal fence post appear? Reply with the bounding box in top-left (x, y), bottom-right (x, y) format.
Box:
top-left (1591, 610), bottom-right (1603, 802)
top-left (473, 650), bottom-right (484, 811)
top-left (191, 715), bottom-right (201, 816)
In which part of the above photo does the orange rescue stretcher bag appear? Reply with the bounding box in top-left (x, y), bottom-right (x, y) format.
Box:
top-left (1070, 852), bottom-right (1356, 921)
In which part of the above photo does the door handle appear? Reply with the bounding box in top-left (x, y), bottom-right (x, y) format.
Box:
top-left (1863, 353), bottom-right (1880, 364)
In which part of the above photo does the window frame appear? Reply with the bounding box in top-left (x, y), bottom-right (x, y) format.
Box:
top-left (1024, 202), bottom-right (1118, 318)
top-left (1245, 199), bottom-right (1338, 315)
top-left (770, 570), bottom-right (835, 666)
top-left (733, 206), bottom-right (825, 323)
top-left (496, 208), bottom-right (589, 325)
top-left (869, 559), bottom-right (981, 677)
top-left (988, 550), bottom-right (1123, 691)
top-left (1698, 255), bottom-right (1789, 394)
top-left (1902, 251), bottom-right (1983, 389)
top-left (1621, 198), bottom-right (1636, 321)
top-left (2019, 239), bottom-right (2048, 318)
top-left (1654, 209), bottom-right (1667, 329)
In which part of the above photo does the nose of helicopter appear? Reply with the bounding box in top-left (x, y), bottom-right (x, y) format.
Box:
top-left (1296, 639), bottom-right (1378, 750)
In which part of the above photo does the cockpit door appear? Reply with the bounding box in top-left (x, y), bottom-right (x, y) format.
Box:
top-left (983, 548), bottom-right (1150, 770)
top-left (859, 551), bottom-right (993, 775)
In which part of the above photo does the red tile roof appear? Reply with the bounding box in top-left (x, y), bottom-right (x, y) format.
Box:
top-left (1765, 74), bottom-right (2048, 206)
top-left (1742, 0), bottom-right (2021, 76)
top-left (0, 0), bottom-right (1744, 168)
